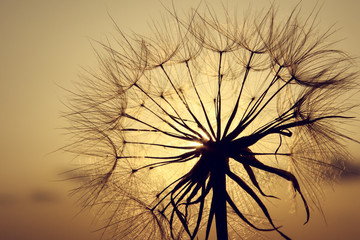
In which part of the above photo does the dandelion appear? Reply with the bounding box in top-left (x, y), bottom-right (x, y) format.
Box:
top-left (63, 3), bottom-right (358, 240)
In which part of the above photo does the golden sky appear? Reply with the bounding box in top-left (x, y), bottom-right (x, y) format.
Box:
top-left (0, 0), bottom-right (360, 239)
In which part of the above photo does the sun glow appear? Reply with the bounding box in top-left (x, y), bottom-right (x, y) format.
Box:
top-left (189, 141), bottom-right (204, 148)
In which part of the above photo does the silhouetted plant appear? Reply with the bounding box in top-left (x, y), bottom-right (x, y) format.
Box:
top-left (64, 3), bottom-right (358, 240)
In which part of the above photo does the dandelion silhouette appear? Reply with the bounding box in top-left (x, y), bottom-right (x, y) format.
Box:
top-left (64, 3), bottom-right (358, 240)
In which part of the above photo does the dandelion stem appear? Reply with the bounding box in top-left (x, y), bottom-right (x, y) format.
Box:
top-left (207, 151), bottom-right (228, 240)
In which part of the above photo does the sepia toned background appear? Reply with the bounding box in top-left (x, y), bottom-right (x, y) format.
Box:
top-left (0, 0), bottom-right (360, 239)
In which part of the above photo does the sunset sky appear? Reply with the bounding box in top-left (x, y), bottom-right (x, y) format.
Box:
top-left (1, 0), bottom-right (360, 239)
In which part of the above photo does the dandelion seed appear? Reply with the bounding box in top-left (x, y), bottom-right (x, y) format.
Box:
top-left (64, 3), bottom-right (358, 240)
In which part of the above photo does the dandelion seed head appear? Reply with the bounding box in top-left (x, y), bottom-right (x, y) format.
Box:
top-left (64, 2), bottom-right (358, 240)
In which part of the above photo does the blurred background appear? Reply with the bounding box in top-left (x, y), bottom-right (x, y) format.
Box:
top-left (0, 0), bottom-right (359, 239)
